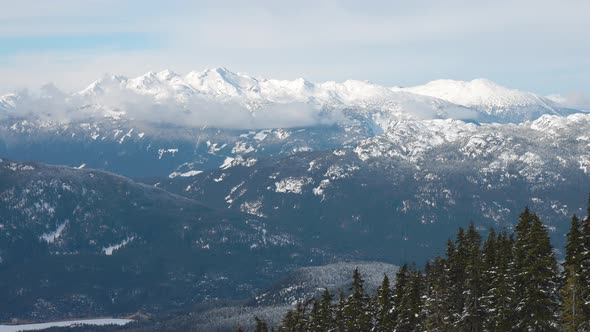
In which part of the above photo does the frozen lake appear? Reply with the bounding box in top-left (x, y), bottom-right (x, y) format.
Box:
top-left (0, 318), bottom-right (132, 331)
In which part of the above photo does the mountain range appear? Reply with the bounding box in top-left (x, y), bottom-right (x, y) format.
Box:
top-left (0, 67), bottom-right (577, 126)
top-left (0, 68), bottom-right (589, 325)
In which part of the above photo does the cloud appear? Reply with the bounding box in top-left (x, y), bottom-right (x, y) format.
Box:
top-left (549, 92), bottom-right (590, 111)
top-left (0, 0), bottom-right (589, 95)
top-left (114, 97), bottom-right (344, 130)
top-left (1, 86), bottom-right (345, 130)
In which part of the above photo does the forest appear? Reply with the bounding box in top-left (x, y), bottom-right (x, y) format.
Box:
top-left (246, 201), bottom-right (590, 332)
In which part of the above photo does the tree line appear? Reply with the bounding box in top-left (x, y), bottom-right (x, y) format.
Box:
top-left (244, 201), bottom-right (590, 331)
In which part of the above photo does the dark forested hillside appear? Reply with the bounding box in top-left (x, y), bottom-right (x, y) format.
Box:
top-left (246, 204), bottom-right (590, 332)
top-left (0, 159), bottom-right (322, 322)
top-left (37, 202), bottom-right (590, 332)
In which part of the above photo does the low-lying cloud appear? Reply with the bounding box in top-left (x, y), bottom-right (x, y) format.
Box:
top-left (0, 87), bottom-right (345, 130)
top-left (551, 92), bottom-right (590, 111)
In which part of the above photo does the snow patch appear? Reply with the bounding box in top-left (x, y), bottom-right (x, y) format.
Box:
top-left (103, 237), bottom-right (134, 255)
top-left (168, 170), bottom-right (203, 178)
top-left (274, 177), bottom-right (312, 194)
top-left (0, 319), bottom-right (133, 332)
top-left (158, 148), bottom-right (178, 159)
top-left (40, 220), bottom-right (69, 243)
top-left (240, 199), bottom-right (266, 218)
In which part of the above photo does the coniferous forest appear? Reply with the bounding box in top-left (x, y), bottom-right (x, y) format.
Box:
top-left (246, 201), bottom-right (590, 332)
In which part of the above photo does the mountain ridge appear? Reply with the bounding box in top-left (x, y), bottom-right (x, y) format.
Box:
top-left (0, 68), bottom-right (576, 126)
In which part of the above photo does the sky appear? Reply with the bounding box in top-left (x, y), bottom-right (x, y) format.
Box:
top-left (1, 0), bottom-right (589, 96)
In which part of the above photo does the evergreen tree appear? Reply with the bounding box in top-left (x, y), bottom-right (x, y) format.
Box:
top-left (290, 302), bottom-right (308, 332)
top-left (561, 214), bottom-right (584, 331)
top-left (392, 263), bottom-right (408, 327)
top-left (484, 230), bottom-right (515, 331)
top-left (318, 288), bottom-right (332, 332)
top-left (480, 227), bottom-right (497, 329)
top-left (515, 214), bottom-right (560, 331)
top-left (280, 310), bottom-right (297, 332)
top-left (307, 300), bottom-right (321, 331)
top-left (271, 204), bottom-right (590, 332)
top-left (481, 228), bottom-right (497, 285)
top-left (423, 257), bottom-right (451, 331)
top-left (373, 274), bottom-right (394, 332)
top-left (447, 228), bottom-right (467, 327)
top-left (254, 316), bottom-right (269, 332)
top-left (395, 264), bottom-right (424, 332)
top-left (334, 290), bottom-right (346, 332)
top-left (343, 268), bottom-right (372, 331)
top-left (578, 196), bottom-right (590, 329)
top-left (512, 207), bottom-right (535, 328)
top-left (458, 223), bottom-right (484, 332)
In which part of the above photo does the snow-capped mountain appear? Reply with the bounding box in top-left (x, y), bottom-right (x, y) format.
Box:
top-left (405, 78), bottom-right (555, 109)
top-left (404, 78), bottom-right (565, 122)
top-left (74, 67), bottom-right (474, 127)
top-left (0, 67), bottom-right (581, 178)
top-left (0, 93), bottom-right (17, 112)
top-left (1, 68), bottom-right (590, 323)
top-left (1, 68), bottom-right (576, 126)
top-left (76, 68), bottom-right (554, 111)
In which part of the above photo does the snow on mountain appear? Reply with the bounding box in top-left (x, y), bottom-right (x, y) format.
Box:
top-left (405, 79), bottom-right (553, 108)
top-left (3, 68), bottom-right (576, 127)
top-left (404, 78), bottom-right (561, 120)
top-left (0, 93), bottom-right (17, 112)
top-left (344, 112), bottom-right (590, 192)
top-left (255, 262), bottom-right (399, 306)
top-left (185, 67), bottom-right (260, 99)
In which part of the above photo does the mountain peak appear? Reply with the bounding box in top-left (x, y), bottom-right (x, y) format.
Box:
top-left (157, 69), bottom-right (178, 81)
top-left (0, 93), bottom-right (18, 111)
top-left (80, 74), bottom-right (128, 96)
top-left (2, 68), bottom-right (574, 124)
top-left (405, 78), bottom-right (555, 111)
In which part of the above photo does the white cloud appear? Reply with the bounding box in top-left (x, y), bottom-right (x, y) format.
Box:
top-left (548, 92), bottom-right (590, 111)
top-left (1, 85), bottom-right (345, 130)
top-left (0, 0), bottom-right (589, 95)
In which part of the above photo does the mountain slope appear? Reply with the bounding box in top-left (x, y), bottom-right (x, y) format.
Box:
top-left (0, 159), bottom-right (318, 322)
top-left (405, 78), bottom-right (563, 122)
top-left (155, 114), bottom-right (590, 263)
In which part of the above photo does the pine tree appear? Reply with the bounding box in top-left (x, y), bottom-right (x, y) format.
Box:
top-left (254, 316), bottom-right (269, 332)
top-left (292, 302), bottom-right (308, 332)
top-left (317, 288), bottom-right (332, 332)
top-left (484, 229), bottom-right (515, 331)
top-left (458, 223), bottom-right (484, 332)
top-left (392, 263), bottom-right (408, 328)
top-left (272, 204), bottom-right (587, 332)
top-left (480, 228), bottom-right (496, 331)
top-left (561, 214), bottom-right (584, 331)
top-left (395, 264), bottom-right (424, 332)
top-left (423, 257), bottom-right (451, 331)
top-left (373, 274), bottom-right (394, 332)
top-left (513, 207), bottom-right (534, 274)
top-left (447, 228), bottom-right (467, 327)
top-left (344, 268), bottom-right (372, 331)
top-left (515, 214), bottom-right (560, 331)
top-left (308, 300), bottom-right (322, 331)
top-left (335, 290), bottom-right (346, 332)
top-left (512, 207), bottom-right (535, 329)
top-left (578, 196), bottom-right (590, 329)
top-left (280, 310), bottom-right (297, 332)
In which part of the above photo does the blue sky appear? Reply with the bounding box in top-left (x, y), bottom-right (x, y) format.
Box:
top-left (0, 33), bottom-right (155, 55)
top-left (0, 0), bottom-right (589, 96)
